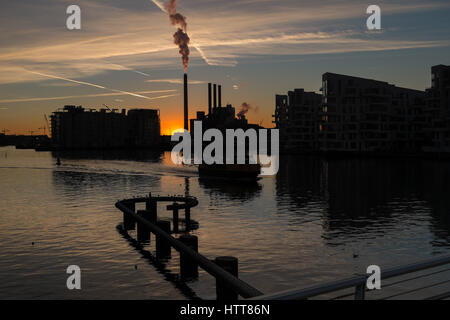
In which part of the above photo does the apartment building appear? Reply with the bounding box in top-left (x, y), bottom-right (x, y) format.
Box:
top-left (50, 105), bottom-right (160, 149)
top-left (425, 65), bottom-right (450, 152)
top-left (274, 89), bottom-right (322, 152)
top-left (318, 73), bottom-right (425, 153)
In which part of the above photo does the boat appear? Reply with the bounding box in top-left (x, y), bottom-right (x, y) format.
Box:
top-left (198, 163), bottom-right (261, 180)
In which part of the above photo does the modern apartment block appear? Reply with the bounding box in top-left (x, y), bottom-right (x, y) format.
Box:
top-left (318, 73), bottom-right (426, 153)
top-left (425, 65), bottom-right (450, 152)
top-left (274, 89), bottom-right (322, 152)
top-left (50, 105), bottom-right (160, 150)
top-left (273, 68), bottom-right (450, 154)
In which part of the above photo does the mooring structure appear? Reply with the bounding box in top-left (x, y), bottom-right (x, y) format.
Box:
top-left (115, 194), bottom-right (263, 300)
top-left (116, 194), bottom-right (450, 300)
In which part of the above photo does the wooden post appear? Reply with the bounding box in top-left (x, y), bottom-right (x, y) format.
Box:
top-left (123, 201), bottom-right (136, 231)
top-left (137, 210), bottom-right (151, 242)
top-left (179, 235), bottom-right (198, 279)
top-left (355, 283), bottom-right (366, 300)
top-left (185, 207), bottom-right (191, 231)
top-left (156, 220), bottom-right (171, 258)
top-left (215, 256), bottom-right (239, 301)
top-left (146, 196), bottom-right (157, 224)
top-left (173, 205), bottom-right (179, 233)
top-left (146, 194), bottom-right (157, 219)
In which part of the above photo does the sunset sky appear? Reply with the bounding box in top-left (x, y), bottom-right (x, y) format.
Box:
top-left (1, 0), bottom-right (450, 135)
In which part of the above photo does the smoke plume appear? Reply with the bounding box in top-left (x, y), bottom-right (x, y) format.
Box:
top-left (237, 102), bottom-right (258, 118)
top-left (164, 0), bottom-right (190, 72)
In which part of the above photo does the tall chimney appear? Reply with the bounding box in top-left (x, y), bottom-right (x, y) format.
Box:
top-left (213, 84), bottom-right (217, 109)
top-left (184, 73), bottom-right (188, 131)
top-left (208, 83), bottom-right (212, 115)
top-left (218, 85), bottom-right (222, 107)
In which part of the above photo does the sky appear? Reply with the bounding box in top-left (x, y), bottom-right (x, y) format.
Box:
top-left (1, 0), bottom-right (450, 135)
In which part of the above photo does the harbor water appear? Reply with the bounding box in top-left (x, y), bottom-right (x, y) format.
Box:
top-left (0, 146), bottom-right (449, 299)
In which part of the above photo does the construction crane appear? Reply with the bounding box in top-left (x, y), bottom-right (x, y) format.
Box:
top-left (103, 104), bottom-right (112, 112)
top-left (44, 115), bottom-right (50, 137)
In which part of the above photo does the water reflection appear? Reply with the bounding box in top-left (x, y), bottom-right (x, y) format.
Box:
top-left (51, 149), bottom-right (164, 162)
top-left (2, 146), bottom-right (450, 299)
top-left (276, 155), bottom-right (450, 247)
top-left (199, 177), bottom-right (262, 202)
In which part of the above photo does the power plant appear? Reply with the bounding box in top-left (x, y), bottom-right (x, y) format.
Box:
top-left (189, 80), bottom-right (262, 136)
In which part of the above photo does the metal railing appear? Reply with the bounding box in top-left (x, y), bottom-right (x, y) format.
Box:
top-left (115, 195), bottom-right (263, 299)
top-left (253, 254), bottom-right (450, 300)
top-left (116, 195), bottom-right (450, 300)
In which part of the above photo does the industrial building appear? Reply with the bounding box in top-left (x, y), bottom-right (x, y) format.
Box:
top-left (190, 83), bottom-right (261, 139)
top-left (50, 106), bottom-right (160, 150)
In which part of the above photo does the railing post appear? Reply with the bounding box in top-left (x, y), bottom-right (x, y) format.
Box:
top-left (137, 210), bottom-right (151, 242)
top-left (146, 193), bottom-right (157, 220)
top-left (156, 220), bottom-right (171, 258)
top-left (123, 201), bottom-right (136, 231)
top-left (146, 196), bottom-right (157, 224)
top-left (179, 235), bottom-right (199, 279)
top-left (185, 207), bottom-right (191, 231)
top-left (215, 256), bottom-right (239, 301)
top-left (355, 283), bottom-right (366, 300)
top-left (172, 204), bottom-right (179, 233)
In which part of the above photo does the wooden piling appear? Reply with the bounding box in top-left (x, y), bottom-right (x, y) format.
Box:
top-left (123, 201), bottom-right (136, 231)
top-left (173, 205), bottom-right (179, 233)
top-left (146, 194), bottom-right (157, 220)
top-left (215, 256), bottom-right (239, 301)
top-left (185, 207), bottom-right (191, 231)
top-left (179, 235), bottom-right (198, 279)
top-left (156, 220), bottom-right (171, 258)
top-left (137, 210), bottom-right (151, 242)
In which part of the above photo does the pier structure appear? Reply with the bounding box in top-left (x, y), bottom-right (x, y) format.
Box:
top-left (116, 194), bottom-right (450, 300)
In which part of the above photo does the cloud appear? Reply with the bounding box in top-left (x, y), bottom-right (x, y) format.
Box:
top-left (0, 0), bottom-right (448, 85)
top-left (0, 90), bottom-right (177, 104)
top-left (23, 70), bottom-right (162, 100)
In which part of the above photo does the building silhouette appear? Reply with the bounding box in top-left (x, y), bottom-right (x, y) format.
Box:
top-left (275, 65), bottom-right (450, 154)
top-left (319, 73), bottom-right (425, 153)
top-left (190, 83), bottom-right (262, 139)
top-left (274, 89), bottom-right (321, 152)
top-left (50, 105), bottom-right (160, 150)
top-left (425, 65), bottom-right (450, 152)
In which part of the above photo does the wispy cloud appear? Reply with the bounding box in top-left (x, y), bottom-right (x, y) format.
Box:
top-left (0, 0), bottom-right (448, 84)
top-left (0, 90), bottom-right (178, 104)
top-left (24, 70), bottom-right (161, 100)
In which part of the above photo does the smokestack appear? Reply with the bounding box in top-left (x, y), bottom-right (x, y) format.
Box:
top-left (213, 84), bottom-right (217, 109)
top-left (218, 85), bottom-right (222, 107)
top-left (184, 73), bottom-right (188, 131)
top-left (208, 83), bottom-right (212, 115)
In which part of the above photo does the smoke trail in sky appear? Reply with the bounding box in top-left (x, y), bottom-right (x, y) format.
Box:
top-left (164, 0), bottom-right (190, 72)
top-left (237, 102), bottom-right (258, 118)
